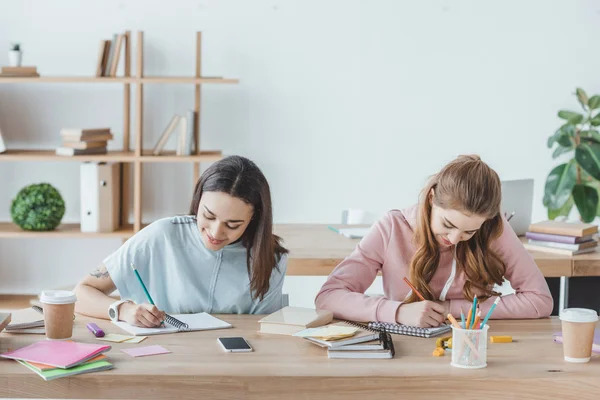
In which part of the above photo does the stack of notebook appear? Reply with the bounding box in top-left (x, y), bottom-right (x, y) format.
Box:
top-left (1, 340), bottom-right (113, 381)
top-left (5, 307), bottom-right (45, 334)
top-left (524, 220), bottom-right (599, 255)
top-left (297, 321), bottom-right (395, 359)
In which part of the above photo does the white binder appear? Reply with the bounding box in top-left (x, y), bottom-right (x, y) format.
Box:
top-left (80, 162), bottom-right (121, 232)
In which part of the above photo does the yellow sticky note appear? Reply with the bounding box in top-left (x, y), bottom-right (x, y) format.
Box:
top-left (97, 333), bottom-right (135, 343)
top-left (124, 336), bottom-right (148, 344)
top-left (293, 325), bottom-right (358, 340)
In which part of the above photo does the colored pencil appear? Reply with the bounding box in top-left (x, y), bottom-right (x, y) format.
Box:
top-left (403, 277), bottom-right (426, 301)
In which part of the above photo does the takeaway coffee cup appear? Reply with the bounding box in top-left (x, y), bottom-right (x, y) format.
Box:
top-left (559, 308), bottom-right (598, 363)
top-left (39, 290), bottom-right (77, 340)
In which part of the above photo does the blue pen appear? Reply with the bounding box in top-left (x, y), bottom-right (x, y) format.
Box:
top-left (327, 226), bottom-right (340, 234)
top-left (470, 295), bottom-right (478, 328)
top-left (480, 297), bottom-right (500, 329)
top-left (460, 308), bottom-right (466, 329)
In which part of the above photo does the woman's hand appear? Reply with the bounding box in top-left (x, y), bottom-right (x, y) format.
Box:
top-left (395, 300), bottom-right (446, 327)
top-left (120, 302), bottom-right (166, 328)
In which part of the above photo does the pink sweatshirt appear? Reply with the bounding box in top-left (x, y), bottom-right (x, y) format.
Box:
top-left (315, 205), bottom-right (554, 323)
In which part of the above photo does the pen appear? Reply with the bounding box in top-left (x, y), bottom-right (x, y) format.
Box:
top-left (130, 263), bottom-right (164, 325)
top-left (470, 295), bottom-right (478, 328)
top-left (506, 211), bottom-right (516, 222)
top-left (480, 297), bottom-right (501, 329)
top-left (403, 277), bottom-right (426, 301)
top-left (460, 307), bottom-right (466, 329)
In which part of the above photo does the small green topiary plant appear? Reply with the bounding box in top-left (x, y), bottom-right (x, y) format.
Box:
top-left (11, 183), bottom-right (65, 231)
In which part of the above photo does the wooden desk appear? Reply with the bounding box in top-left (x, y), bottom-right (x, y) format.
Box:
top-left (276, 224), bottom-right (573, 277)
top-left (1, 315), bottom-right (598, 399)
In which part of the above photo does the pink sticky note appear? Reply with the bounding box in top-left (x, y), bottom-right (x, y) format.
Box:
top-left (121, 345), bottom-right (171, 358)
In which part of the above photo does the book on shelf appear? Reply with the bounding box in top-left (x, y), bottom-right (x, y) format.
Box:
top-left (0, 125), bottom-right (6, 153)
top-left (258, 307), bottom-right (334, 335)
top-left (95, 40), bottom-right (111, 77)
top-left (56, 147), bottom-right (108, 156)
top-left (0, 66), bottom-right (39, 77)
top-left (523, 242), bottom-right (597, 255)
top-left (62, 132), bottom-right (114, 142)
top-left (152, 115), bottom-right (181, 155)
top-left (62, 140), bottom-right (108, 150)
top-left (525, 231), bottom-right (596, 244)
top-left (528, 220), bottom-right (598, 237)
top-left (527, 239), bottom-right (597, 252)
top-left (327, 332), bottom-right (395, 359)
top-left (60, 128), bottom-right (111, 137)
top-left (108, 34), bottom-right (125, 77)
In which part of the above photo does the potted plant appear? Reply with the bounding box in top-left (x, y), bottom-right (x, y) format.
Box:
top-left (544, 88), bottom-right (600, 222)
top-left (8, 43), bottom-right (22, 67)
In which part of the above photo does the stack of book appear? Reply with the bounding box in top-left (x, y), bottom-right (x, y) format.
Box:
top-left (524, 220), bottom-right (599, 255)
top-left (0, 66), bottom-right (39, 77)
top-left (297, 322), bottom-right (395, 359)
top-left (1, 340), bottom-right (113, 381)
top-left (4, 307), bottom-right (45, 334)
top-left (56, 128), bottom-right (113, 156)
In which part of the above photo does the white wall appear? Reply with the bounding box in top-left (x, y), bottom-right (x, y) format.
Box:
top-left (1, 1), bottom-right (599, 306)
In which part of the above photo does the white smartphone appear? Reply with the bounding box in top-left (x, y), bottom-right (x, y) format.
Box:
top-left (217, 337), bottom-right (253, 353)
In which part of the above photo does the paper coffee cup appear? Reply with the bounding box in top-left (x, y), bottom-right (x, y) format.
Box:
top-left (40, 290), bottom-right (77, 340)
top-left (559, 308), bottom-right (598, 363)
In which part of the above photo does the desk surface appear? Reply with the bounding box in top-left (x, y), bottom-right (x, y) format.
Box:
top-left (276, 224), bottom-right (575, 277)
top-left (1, 315), bottom-right (598, 400)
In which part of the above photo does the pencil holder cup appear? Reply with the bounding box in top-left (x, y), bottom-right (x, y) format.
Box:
top-left (451, 325), bottom-right (489, 369)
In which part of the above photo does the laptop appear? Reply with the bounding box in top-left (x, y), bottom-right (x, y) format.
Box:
top-left (500, 179), bottom-right (534, 236)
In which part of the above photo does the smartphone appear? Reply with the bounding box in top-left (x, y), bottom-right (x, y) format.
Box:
top-left (217, 337), bottom-right (253, 353)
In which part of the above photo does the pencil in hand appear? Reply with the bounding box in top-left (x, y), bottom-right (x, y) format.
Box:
top-left (403, 277), bottom-right (426, 301)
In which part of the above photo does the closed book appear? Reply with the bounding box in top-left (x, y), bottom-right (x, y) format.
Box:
top-left (152, 115), bottom-right (181, 155)
top-left (528, 220), bottom-right (598, 237)
top-left (523, 243), bottom-right (597, 255)
top-left (1, 341), bottom-right (111, 369)
top-left (258, 307), bottom-right (334, 335)
top-left (525, 231), bottom-right (595, 244)
top-left (303, 322), bottom-right (380, 348)
top-left (17, 359), bottom-right (113, 381)
top-left (1, 66), bottom-right (37, 74)
top-left (62, 141), bottom-right (107, 150)
top-left (327, 332), bottom-right (395, 359)
top-left (60, 128), bottom-right (111, 137)
top-left (527, 239), bottom-right (597, 252)
top-left (62, 132), bottom-right (114, 142)
top-left (0, 72), bottom-right (40, 77)
top-left (56, 147), bottom-right (107, 156)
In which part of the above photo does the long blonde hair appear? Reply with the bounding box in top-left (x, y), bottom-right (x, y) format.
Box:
top-left (407, 155), bottom-right (505, 303)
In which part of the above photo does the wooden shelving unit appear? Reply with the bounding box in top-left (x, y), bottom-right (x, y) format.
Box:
top-left (0, 31), bottom-right (237, 238)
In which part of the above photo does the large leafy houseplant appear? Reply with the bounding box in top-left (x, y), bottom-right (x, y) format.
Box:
top-left (545, 88), bottom-right (600, 223)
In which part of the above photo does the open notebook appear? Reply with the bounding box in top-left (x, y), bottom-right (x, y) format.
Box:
top-left (112, 312), bottom-right (232, 336)
top-left (345, 320), bottom-right (451, 338)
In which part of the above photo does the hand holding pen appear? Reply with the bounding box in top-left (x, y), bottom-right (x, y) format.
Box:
top-left (395, 277), bottom-right (446, 327)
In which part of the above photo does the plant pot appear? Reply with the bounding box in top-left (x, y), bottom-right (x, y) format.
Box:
top-left (8, 50), bottom-right (22, 67)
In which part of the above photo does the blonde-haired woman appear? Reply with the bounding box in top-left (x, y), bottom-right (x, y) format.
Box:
top-left (315, 155), bottom-right (553, 328)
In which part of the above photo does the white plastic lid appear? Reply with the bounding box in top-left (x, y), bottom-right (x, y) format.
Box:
top-left (39, 290), bottom-right (77, 305)
top-left (560, 308), bottom-right (599, 323)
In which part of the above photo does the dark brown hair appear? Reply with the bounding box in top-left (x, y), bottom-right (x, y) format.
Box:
top-left (189, 155), bottom-right (288, 300)
top-left (407, 155), bottom-right (505, 303)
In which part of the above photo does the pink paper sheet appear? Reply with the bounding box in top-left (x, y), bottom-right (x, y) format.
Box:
top-left (121, 345), bottom-right (171, 357)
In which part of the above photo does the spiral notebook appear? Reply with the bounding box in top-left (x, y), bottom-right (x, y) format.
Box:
top-left (112, 312), bottom-right (232, 336)
top-left (345, 320), bottom-right (451, 338)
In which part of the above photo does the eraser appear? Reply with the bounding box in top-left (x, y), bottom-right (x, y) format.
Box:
top-left (490, 335), bottom-right (512, 343)
top-left (86, 322), bottom-right (105, 338)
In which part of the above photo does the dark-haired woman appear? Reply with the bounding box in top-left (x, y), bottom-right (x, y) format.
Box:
top-left (74, 155), bottom-right (288, 328)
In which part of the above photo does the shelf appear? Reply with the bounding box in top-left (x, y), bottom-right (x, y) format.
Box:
top-left (140, 150), bottom-right (223, 162)
top-left (0, 77), bottom-right (135, 84)
top-left (0, 76), bottom-right (238, 84)
top-left (0, 222), bottom-right (135, 238)
top-left (0, 149), bottom-right (223, 162)
top-left (0, 150), bottom-right (136, 162)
